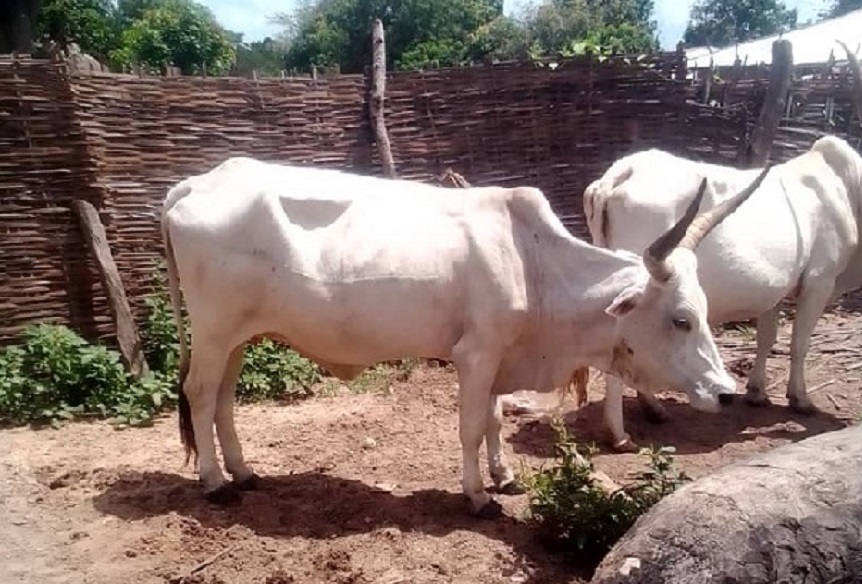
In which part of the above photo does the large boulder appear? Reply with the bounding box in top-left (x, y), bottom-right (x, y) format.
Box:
top-left (591, 424), bottom-right (862, 584)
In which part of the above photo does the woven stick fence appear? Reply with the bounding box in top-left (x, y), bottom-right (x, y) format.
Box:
top-left (0, 50), bottom-right (858, 344)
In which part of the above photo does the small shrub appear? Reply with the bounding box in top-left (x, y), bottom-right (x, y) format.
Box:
top-left (238, 338), bottom-right (322, 403)
top-left (0, 324), bottom-right (175, 428)
top-left (520, 417), bottom-right (690, 566)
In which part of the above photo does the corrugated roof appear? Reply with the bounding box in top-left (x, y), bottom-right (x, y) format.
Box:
top-left (686, 8), bottom-right (862, 68)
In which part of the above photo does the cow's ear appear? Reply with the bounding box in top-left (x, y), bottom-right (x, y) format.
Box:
top-left (605, 286), bottom-right (643, 318)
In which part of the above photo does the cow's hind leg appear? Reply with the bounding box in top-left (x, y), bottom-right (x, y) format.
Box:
top-left (183, 343), bottom-right (237, 504)
top-left (745, 307), bottom-right (779, 407)
top-left (215, 343), bottom-right (259, 491)
top-left (452, 344), bottom-right (502, 519)
top-left (786, 283), bottom-right (833, 414)
top-left (486, 395), bottom-right (524, 496)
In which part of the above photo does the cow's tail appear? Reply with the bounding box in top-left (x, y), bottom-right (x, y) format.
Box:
top-left (161, 183), bottom-right (196, 466)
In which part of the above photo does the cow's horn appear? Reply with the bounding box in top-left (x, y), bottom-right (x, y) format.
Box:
top-left (837, 40), bottom-right (862, 127)
top-left (642, 177), bottom-right (708, 282)
top-left (677, 164), bottom-right (771, 252)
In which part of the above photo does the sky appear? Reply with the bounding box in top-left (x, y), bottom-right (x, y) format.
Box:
top-left (197, 0), bottom-right (829, 49)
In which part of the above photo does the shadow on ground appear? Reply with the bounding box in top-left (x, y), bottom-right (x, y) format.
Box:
top-left (92, 470), bottom-right (589, 584)
top-left (507, 394), bottom-right (848, 458)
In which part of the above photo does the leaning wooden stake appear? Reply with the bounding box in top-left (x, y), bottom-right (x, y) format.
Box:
top-left (73, 200), bottom-right (149, 378)
top-left (370, 19), bottom-right (397, 178)
top-left (741, 39), bottom-right (793, 167)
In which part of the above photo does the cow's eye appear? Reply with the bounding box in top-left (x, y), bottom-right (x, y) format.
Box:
top-left (672, 317), bottom-right (692, 332)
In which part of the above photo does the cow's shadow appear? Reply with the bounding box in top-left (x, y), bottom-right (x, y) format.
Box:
top-left (91, 470), bottom-right (589, 582)
top-left (507, 393), bottom-right (848, 458)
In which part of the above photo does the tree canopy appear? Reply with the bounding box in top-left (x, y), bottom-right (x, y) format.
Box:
top-left (274, 0), bottom-right (659, 74)
top-left (683, 0), bottom-right (798, 48)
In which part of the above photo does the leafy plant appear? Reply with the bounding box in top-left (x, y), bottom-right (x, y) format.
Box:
top-left (0, 324), bottom-right (175, 428)
top-left (238, 338), bottom-right (322, 403)
top-left (519, 417), bottom-right (690, 566)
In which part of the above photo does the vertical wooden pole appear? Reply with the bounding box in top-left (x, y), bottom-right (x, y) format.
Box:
top-left (740, 39), bottom-right (793, 167)
top-left (837, 40), bottom-right (862, 130)
top-left (73, 200), bottom-right (150, 378)
top-left (370, 18), bottom-right (397, 179)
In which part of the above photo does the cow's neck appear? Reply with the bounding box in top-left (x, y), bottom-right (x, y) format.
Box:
top-left (535, 236), bottom-right (653, 377)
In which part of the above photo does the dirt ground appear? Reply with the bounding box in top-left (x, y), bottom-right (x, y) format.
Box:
top-left (1, 310), bottom-right (860, 584)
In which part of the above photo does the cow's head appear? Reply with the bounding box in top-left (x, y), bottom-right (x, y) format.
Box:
top-left (605, 165), bottom-right (771, 412)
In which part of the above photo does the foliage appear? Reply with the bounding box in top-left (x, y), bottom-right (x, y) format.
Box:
top-left (35, 0), bottom-right (120, 60)
top-left (110, 0), bottom-right (236, 75)
top-left (523, 0), bottom-right (658, 58)
top-left (0, 324), bottom-right (175, 428)
top-left (275, 0), bottom-right (505, 73)
top-left (520, 417), bottom-right (690, 564)
top-left (237, 338), bottom-right (322, 403)
top-left (683, 0), bottom-right (798, 48)
top-left (275, 0), bottom-right (659, 73)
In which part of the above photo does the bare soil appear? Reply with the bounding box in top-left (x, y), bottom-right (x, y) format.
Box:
top-left (1, 311), bottom-right (859, 584)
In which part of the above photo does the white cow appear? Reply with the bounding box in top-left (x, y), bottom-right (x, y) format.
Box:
top-left (582, 49), bottom-right (862, 450)
top-left (161, 157), bottom-right (768, 517)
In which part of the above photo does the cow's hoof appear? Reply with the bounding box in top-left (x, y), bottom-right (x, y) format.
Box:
top-left (475, 499), bottom-right (504, 520)
top-left (744, 388), bottom-right (771, 407)
top-left (498, 479), bottom-right (527, 496)
top-left (204, 484), bottom-right (242, 506)
top-left (611, 438), bottom-right (639, 453)
top-left (788, 396), bottom-right (817, 416)
top-left (235, 472), bottom-right (261, 491)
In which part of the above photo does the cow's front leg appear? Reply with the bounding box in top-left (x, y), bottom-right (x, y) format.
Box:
top-left (745, 307), bottom-right (779, 407)
top-left (486, 395), bottom-right (524, 496)
top-left (453, 347), bottom-right (502, 519)
top-left (603, 375), bottom-right (638, 453)
top-left (786, 284), bottom-right (833, 414)
top-left (185, 347), bottom-right (237, 504)
top-left (215, 344), bottom-right (259, 491)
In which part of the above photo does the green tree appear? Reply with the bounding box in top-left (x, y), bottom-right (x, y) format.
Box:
top-left (275, 0), bottom-right (505, 73)
top-left (521, 0), bottom-right (658, 58)
top-left (34, 0), bottom-right (119, 60)
top-left (683, 0), bottom-right (797, 48)
top-left (110, 0), bottom-right (236, 75)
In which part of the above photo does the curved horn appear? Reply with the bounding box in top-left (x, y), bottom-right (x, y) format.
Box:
top-left (837, 40), bottom-right (862, 128)
top-left (678, 163), bottom-right (772, 251)
top-left (642, 177), bottom-right (709, 282)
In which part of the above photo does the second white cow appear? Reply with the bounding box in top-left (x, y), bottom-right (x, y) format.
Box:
top-left (584, 134), bottom-right (862, 450)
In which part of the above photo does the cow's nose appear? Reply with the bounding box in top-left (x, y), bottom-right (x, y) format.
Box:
top-left (718, 393), bottom-right (734, 407)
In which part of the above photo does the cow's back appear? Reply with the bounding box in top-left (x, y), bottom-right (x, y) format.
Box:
top-left (163, 161), bottom-right (536, 367)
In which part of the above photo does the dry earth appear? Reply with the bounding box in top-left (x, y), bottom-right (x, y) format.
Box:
top-left (1, 310), bottom-right (860, 584)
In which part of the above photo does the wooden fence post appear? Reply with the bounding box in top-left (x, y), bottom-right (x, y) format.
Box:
top-left (837, 40), bottom-right (862, 131)
top-left (73, 200), bottom-right (149, 378)
top-left (740, 39), bottom-right (793, 167)
top-left (370, 18), bottom-right (397, 178)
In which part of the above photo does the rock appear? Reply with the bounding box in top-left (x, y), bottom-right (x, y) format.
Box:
top-left (362, 437), bottom-right (377, 450)
top-left (590, 425), bottom-right (862, 584)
